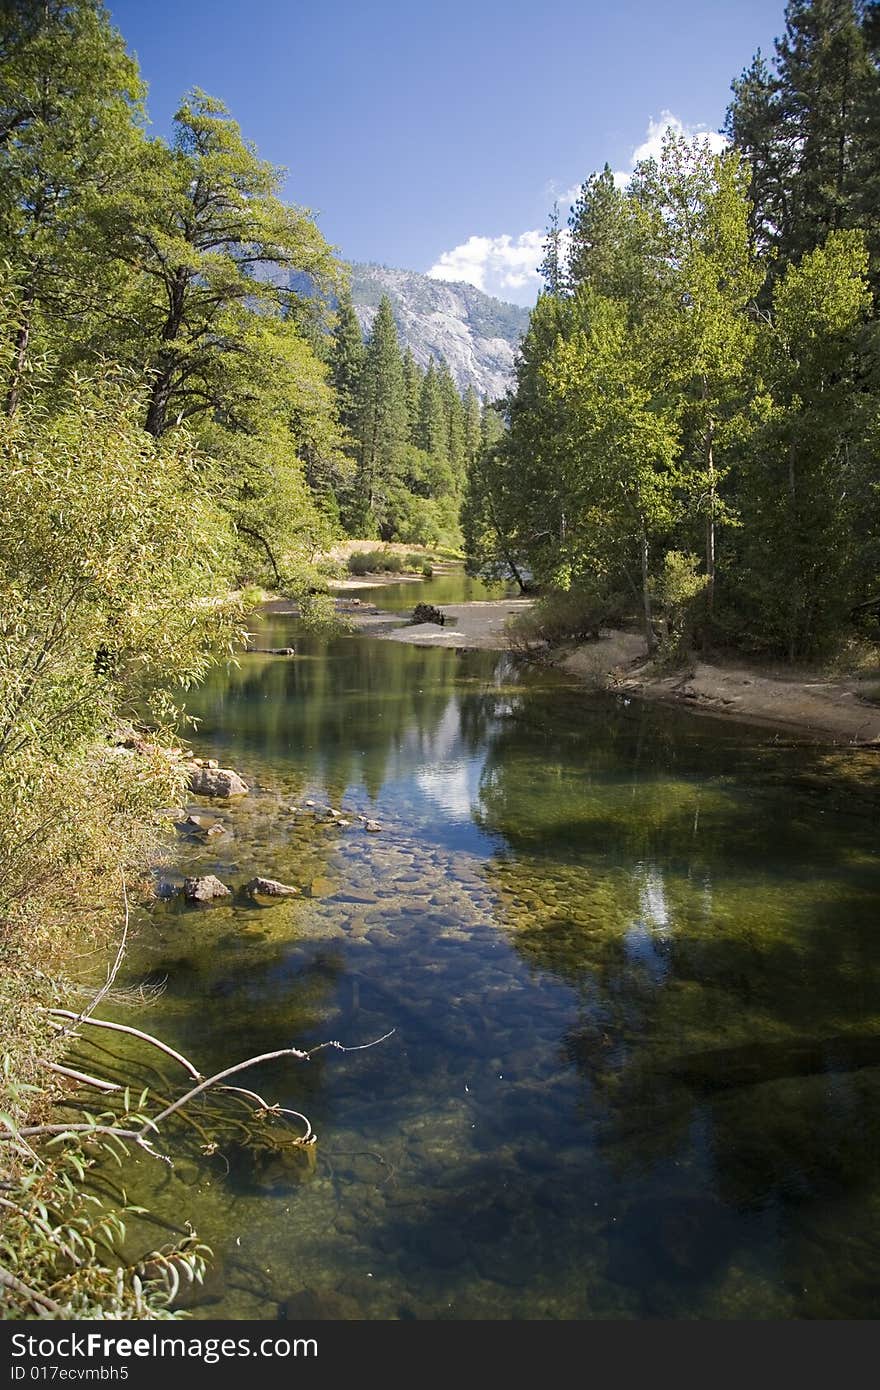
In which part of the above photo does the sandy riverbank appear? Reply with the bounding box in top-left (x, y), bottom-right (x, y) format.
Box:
top-left (263, 579), bottom-right (880, 744)
top-left (559, 635), bottom-right (880, 745)
top-left (346, 596), bottom-right (880, 743)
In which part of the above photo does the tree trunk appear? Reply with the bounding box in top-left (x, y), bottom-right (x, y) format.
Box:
top-left (237, 526), bottom-right (281, 586)
top-left (639, 513), bottom-right (655, 654)
top-left (486, 494), bottom-right (528, 593)
top-left (144, 271), bottom-right (188, 438)
top-left (787, 443), bottom-right (797, 664)
top-left (704, 423), bottom-right (716, 657)
top-left (144, 368), bottom-right (174, 438)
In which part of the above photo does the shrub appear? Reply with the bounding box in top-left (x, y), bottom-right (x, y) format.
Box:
top-left (0, 374), bottom-right (248, 1317)
top-left (508, 586), bottom-right (627, 653)
top-left (653, 551), bottom-right (709, 666)
top-left (347, 549), bottom-right (404, 575)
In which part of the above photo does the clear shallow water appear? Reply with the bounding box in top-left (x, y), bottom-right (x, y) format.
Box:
top-left (86, 586), bottom-right (880, 1320)
top-left (344, 569), bottom-right (515, 614)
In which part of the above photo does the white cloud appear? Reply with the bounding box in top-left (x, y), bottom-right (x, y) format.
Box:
top-left (617, 108), bottom-right (728, 185)
top-left (427, 111), bottom-right (728, 305)
top-left (428, 229), bottom-right (545, 302)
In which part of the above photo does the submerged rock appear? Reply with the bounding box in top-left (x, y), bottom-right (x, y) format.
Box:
top-left (245, 876), bottom-right (300, 900)
top-left (307, 876), bottom-right (336, 898)
top-left (180, 813), bottom-right (229, 838)
top-left (185, 764), bottom-right (248, 797)
top-left (365, 820), bottom-right (383, 834)
top-left (183, 874), bottom-right (231, 902)
top-left (281, 1288), bottom-right (361, 1320)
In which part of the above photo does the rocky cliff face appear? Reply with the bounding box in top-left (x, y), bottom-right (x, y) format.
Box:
top-left (348, 263), bottom-right (530, 401)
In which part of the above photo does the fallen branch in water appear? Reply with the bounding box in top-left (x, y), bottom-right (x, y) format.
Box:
top-left (15, 1025), bottom-right (395, 1166)
top-left (42, 1061), bottom-right (122, 1093)
top-left (43, 1010), bottom-right (202, 1080)
top-left (143, 1032), bottom-right (396, 1137)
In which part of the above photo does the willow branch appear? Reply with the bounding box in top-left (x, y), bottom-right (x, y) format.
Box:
top-left (0, 1263), bottom-right (65, 1317)
top-left (42, 1061), bottom-right (121, 1093)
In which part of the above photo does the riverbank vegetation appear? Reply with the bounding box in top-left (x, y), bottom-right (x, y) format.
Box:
top-left (465, 0), bottom-right (880, 669)
top-left (3, 0), bottom-right (880, 1320)
top-left (0, 0), bottom-right (400, 1318)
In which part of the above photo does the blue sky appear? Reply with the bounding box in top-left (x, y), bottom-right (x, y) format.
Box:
top-left (106, 0), bottom-right (786, 304)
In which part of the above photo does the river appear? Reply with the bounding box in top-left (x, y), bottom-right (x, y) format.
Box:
top-left (89, 574), bottom-right (880, 1319)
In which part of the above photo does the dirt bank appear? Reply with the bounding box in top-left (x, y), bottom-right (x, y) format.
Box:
top-left (342, 597), bottom-right (534, 649)
top-left (559, 633), bottom-right (880, 745)
top-left (263, 582), bottom-right (880, 744)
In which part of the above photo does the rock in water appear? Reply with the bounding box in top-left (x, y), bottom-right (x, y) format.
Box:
top-left (183, 875), bottom-right (231, 902)
top-left (245, 876), bottom-right (300, 900)
top-left (185, 764), bottom-right (249, 797)
top-left (411, 603), bottom-right (446, 626)
top-left (307, 876), bottom-right (336, 898)
top-left (364, 820), bottom-right (383, 833)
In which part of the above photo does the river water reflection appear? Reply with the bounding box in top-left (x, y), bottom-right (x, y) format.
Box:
top-left (97, 596), bottom-right (880, 1319)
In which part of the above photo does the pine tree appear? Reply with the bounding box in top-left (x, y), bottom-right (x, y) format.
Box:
top-left (538, 202), bottom-right (564, 294)
top-left (726, 1), bottom-right (878, 280)
top-left (0, 0), bottom-right (145, 413)
top-left (417, 358), bottom-right (448, 464)
top-left (438, 360), bottom-right (466, 487)
top-left (463, 386), bottom-right (482, 468)
top-left (355, 295), bottom-right (407, 535)
top-left (568, 164), bottom-right (657, 301)
top-left (330, 286), bottom-right (365, 438)
top-left (401, 346), bottom-right (423, 444)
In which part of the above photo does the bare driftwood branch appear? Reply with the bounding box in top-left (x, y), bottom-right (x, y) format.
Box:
top-left (18, 1024), bottom-right (395, 1168)
top-left (55, 874), bottom-right (130, 1042)
top-left (44, 1011), bottom-right (202, 1080)
top-left (42, 1061), bottom-right (122, 1093)
top-left (143, 1031), bottom-right (395, 1136)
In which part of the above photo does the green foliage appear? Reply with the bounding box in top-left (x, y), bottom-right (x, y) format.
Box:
top-left (347, 549), bottom-right (404, 575)
top-left (0, 1064), bottom-right (211, 1320)
top-left (0, 0), bottom-right (146, 410)
top-left (726, 0), bottom-right (880, 285)
top-left (507, 587), bottom-right (628, 654)
top-left (0, 363), bottom-right (247, 1316)
top-left (467, 112), bottom-right (879, 665)
top-left (653, 551), bottom-right (710, 665)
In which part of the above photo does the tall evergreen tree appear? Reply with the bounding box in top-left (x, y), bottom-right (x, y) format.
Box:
top-left (726, 1), bottom-right (879, 282)
top-left (401, 346), bottom-right (423, 444)
top-left (538, 201), bottom-right (564, 294)
top-left (463, 385), bottom-right (483, 468)
top-left (355, 294), bottom-right (407, 534)
top-left (329, 286), bottom-right (366, 438)
top-left (417, 358), bottom-right (448, 464)
top-left (438, 360), bottom-right (466, 486)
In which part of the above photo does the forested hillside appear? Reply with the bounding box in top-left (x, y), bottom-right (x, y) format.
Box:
top-left (329, 288), bottom-right (498, 544)
top-left (465, 0), bottom-right (880, 665)
top-left (348, 263), bottom-right (529, 399)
